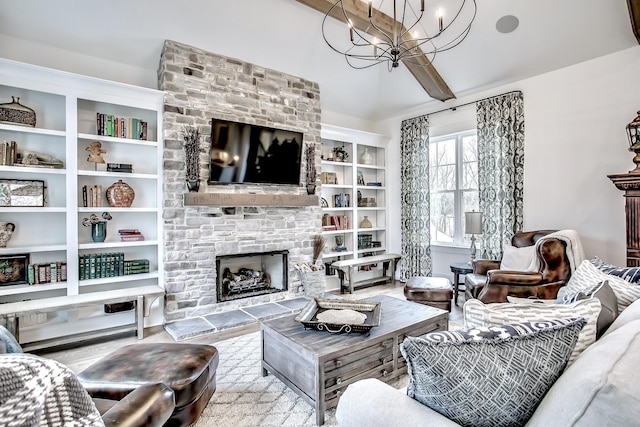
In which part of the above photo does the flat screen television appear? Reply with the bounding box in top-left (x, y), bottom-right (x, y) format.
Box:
top-left (208, 118), bottom-right (304, 186)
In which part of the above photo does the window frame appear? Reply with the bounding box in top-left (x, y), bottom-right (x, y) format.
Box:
top-left (429, 129), bottom-right (478, 246)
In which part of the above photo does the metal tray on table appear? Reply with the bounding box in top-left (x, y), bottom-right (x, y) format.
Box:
top-left (294, 298), bottom-right (381, 334)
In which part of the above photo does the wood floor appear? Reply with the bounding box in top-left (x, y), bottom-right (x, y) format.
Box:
top-left (41, 280), bottom-right (465, 374)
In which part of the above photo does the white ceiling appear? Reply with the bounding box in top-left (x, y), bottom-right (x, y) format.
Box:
top-left (0, 0), bottom-right (636, 121)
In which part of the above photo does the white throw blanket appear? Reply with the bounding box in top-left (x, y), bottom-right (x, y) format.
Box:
top-left (535, 229), bottom-right (585, 273)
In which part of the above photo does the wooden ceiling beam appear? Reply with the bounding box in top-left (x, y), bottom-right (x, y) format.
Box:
top-left (295, 0), bottom-right (455, 101)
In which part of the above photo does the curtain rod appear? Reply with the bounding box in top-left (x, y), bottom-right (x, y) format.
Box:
top-left (426, 90), bottom-right (522, 118)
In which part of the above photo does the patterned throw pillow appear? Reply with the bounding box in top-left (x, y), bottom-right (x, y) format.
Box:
top-left (565, 259), bottom-right (640, 313)
top-left (590, 256), bottom-right (640, 283)
top-left (464, 297), bottom-right (600, 364)
top-left (400, 318), bottom-right (586, 427)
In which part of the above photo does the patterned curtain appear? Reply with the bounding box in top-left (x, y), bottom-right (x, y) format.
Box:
top-left (476, 91), bottom-right (525, 260)
top-left (400, 115), bottom-right (431, 280)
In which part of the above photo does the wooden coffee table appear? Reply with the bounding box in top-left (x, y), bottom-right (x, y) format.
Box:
top-left (260, 295), bottom-right (448, 425)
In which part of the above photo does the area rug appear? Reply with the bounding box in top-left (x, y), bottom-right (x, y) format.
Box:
top-left (193, 331), bottom-right (409, 427)
top-left (193, 331), bottom-right (338, 426)
top-left (194, 321), bottom-right (463, 426)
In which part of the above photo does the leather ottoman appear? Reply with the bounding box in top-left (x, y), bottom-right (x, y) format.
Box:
top-left (404, 276), bottom-right (453, 312)
top-left (78, 343), bottom-right (219, 427)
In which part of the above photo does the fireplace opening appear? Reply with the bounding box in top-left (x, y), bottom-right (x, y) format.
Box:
top-left (216, 250), bottom-right (289, 302)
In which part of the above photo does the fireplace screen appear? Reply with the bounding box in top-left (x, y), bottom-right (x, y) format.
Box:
top-left (216, 250), bottom-right (289, 302)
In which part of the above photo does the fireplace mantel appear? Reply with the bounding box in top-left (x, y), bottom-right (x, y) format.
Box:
top-left (184, 192), bottom-right (319, 207)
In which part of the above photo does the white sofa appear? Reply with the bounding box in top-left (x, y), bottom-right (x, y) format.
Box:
top-left (336, 298), bottom-right (640, 426)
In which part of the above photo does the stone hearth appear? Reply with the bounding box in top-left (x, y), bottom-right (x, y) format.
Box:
top-left (158, 40), bottom-right (322, 324)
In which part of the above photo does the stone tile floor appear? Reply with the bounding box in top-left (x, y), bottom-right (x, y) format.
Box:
top-left (164, 297), bottom-right (311, 341)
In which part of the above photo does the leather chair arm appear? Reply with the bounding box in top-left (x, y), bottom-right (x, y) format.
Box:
top-left (478, 280), bottom-right (566, 304)
top-left (473, 259), bottom-right (501, 275)
top-left (486, 270), bottom-right (544, 285)
top-left (99, 383), bottom-right (175, 427)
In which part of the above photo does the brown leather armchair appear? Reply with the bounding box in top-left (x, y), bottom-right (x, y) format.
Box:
top-left (0, 325), bottom-right (175, 427)
top-left (464, 230), bottom-right (572, 303)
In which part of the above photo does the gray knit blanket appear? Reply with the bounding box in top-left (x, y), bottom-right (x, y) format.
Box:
top-left (0, 354), bottom-right (104, 426)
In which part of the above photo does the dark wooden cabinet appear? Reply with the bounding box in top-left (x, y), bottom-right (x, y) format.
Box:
top-left (609, 173), bottom-right (640, 266)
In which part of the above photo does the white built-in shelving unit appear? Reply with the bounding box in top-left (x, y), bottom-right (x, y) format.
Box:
top-left (320, 124), bottom-right (389, 291)
top-left (0, 58), bottom-right (163, 344)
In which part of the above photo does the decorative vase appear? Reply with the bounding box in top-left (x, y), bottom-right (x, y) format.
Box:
top-left (306, 183), bottom-right (316, 195)
top-left (0, 222), bottom-right (15, 247)
top-left (0, 96), bottom-right (36, 127)
top-left (106, 180), bottom-right (135, 207)
top-left (186, 179), bottom-right (200, 192)
top-left (360, 148), bottom-right (373, 165)
top-left (91, 221), bottom-right (107, 242)
top-left (359, 216), bottom-right (372, 228)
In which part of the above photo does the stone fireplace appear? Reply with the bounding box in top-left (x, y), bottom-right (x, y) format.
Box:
top-left (158, 40), bottom-right (322, 323)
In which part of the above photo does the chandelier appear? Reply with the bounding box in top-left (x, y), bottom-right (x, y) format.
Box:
top-left (322, 0), bottom-right (477, 71)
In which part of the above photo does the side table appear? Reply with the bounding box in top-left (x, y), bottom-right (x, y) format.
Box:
top-left (450, 262), bottom-right (473, 306)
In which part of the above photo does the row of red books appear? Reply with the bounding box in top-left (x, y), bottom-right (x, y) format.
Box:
top-left (118, 228), bottom-right (145, 242)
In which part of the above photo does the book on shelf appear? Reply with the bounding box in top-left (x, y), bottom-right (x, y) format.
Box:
top-left (341, 215), bottom-right (349, 230)
top-left (120, 235), bottom-right (145, 241)
top-left (118, 228), bottom-right (145, 241)
top-left (28, 261), bottom-right (67, 285)
top-left (0, 141), bottom-right (17, 166)
top-left (96, 113), bottom-right (148, 140)
top-left (107, 163), bottom-right (133, 173)
top-left (78, 253), bottom-right (150, 280)
top-left (330, 215), bottom-right (341, 230)
top-left (82, 185), bottom-right (104, 207)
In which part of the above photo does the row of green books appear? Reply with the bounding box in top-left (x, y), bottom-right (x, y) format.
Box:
top-left (79, 253), bottom-right (149, 280)
top-left (28, 262), bottom-right (67, 285)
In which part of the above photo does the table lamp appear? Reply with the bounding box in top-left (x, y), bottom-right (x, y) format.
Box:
top-left (464, 211), bottom-right (483, 264)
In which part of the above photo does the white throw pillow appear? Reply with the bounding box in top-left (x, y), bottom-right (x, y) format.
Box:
top-left (563, 259), bottom-right (640, 313)
top-left (500, 245), bottom-right (538, 272)
top-left (464, 297), bottom-right (601, 365)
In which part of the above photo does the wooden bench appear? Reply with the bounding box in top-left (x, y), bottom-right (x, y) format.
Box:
top-left (0, 285), bottom-right (164, 350)
top-left (332, 253), bottom-right (401, 294)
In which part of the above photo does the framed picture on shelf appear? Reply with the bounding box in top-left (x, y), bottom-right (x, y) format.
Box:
top-left (0, 254), bottom-right (29, 286)
top-left (0, 179), bottom-right (45, 207)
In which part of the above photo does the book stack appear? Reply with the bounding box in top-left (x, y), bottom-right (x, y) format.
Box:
top-left (28, 261), bottom-right (67, 285)
top-left (82, 184), bottom-right (103, 207)
top-left (96, 113), bottom-right (148, 140)
top-left (118, 229), bottom-right (145, 242)
top-left (124, 259), bottom-right (150, 275)
top-left (107, 163), bottom-right (133, 173)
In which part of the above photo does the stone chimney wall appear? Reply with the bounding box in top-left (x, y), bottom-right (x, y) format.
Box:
top-left (158, 40), bottom-right (322, 322)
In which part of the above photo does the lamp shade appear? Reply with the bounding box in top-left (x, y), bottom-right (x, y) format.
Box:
top-left (465, 211), bottom-right (483, 235)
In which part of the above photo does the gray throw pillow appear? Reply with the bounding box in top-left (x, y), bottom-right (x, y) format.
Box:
top-left (559, 280), bottom-right (618, 338)
top-left (400, 318), bottom-right (586, 427)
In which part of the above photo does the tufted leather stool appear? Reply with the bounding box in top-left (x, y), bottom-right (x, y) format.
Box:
top-left (404, 276), bottom-right (453, 312)
top-left (78, 343), bottom-right (219, 427)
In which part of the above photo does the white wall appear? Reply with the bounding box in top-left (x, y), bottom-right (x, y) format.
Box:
top-left (376, 45), bottom-right (640, 279)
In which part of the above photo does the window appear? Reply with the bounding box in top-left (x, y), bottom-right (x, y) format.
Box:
top-left (429, 130), bottom-right (478, 245)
